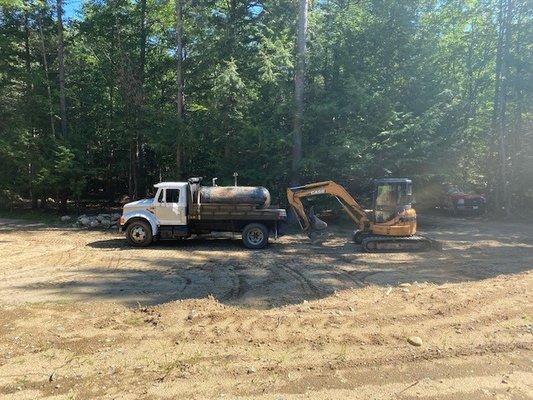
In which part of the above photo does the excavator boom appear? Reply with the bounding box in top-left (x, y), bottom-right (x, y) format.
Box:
top-left (287, 181), bottom-right (369, 232)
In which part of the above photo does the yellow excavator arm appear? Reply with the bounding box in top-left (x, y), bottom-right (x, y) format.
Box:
top-left (286, 181), bottom-right (369, 232)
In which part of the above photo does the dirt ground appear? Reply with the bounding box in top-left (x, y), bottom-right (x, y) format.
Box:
top-left (0, 215), bottom-right (532, 399)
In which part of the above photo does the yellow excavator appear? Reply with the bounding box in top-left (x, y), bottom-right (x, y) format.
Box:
top-left (287, 178), bottom-right (439, 252)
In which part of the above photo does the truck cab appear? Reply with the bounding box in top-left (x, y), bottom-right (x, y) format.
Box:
top-left (151, 182), bottom-right (188, 226)
top-left (119, 179), bottom-right (286, 249)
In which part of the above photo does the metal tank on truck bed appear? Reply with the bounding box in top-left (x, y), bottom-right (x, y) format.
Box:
top-left (198, 186), bottom-right (271, 208)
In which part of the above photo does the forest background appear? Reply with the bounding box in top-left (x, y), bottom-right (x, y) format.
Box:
top-left (0, 0), bottom-right (531, 214)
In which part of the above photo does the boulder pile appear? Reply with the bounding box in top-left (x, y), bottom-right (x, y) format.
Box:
top-left (66, 213), bottom-right (121, 229)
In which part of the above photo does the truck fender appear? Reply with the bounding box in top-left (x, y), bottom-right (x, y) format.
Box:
top-left (122, 211), bottom-right (159, 236)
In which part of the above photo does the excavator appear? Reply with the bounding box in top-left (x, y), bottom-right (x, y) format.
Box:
top-left (287, 178), bottom-right (439, 252)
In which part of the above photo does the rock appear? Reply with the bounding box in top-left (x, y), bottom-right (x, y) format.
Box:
top-left (407, 336), bottom-right (423, 347)
top-left (0, 190), bottom-right (24, 208)
top-left (79, 217), bottom-right (90, 226)
top-left (247, 366), bottom-right (256, 374)
top-left (100, 218), bottom-right (112, 228)
top-left (60, 215), bottom-right (71, 222)
top-left (399, 282), bottom-right (411, 287)
top-left (402, 288), bottom-right (410, 293)
top-left (111, 213), bottom-right (121, 221)
top-left (96, 214), bottom-right (111, 223)
top-left (89, 219), bottom-right (100, 228)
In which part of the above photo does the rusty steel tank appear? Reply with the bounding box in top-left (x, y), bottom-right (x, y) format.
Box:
top-left (199, 186), bottom-right (271, 208)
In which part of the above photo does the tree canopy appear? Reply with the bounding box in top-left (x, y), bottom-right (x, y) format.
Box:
top-left (0, 0), bottom-right (531, 212)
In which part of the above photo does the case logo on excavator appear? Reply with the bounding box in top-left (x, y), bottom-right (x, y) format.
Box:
top-left (309, 189), bottom-right (326, 195)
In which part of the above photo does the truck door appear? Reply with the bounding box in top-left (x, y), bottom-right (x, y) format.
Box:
top-left (155, 188), bottom-right (187, 226)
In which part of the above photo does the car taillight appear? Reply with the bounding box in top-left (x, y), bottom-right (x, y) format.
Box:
top-left (119, 216), bottom-right (125, 225)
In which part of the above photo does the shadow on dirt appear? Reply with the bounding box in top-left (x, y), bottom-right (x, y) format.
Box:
top-left (86, 235), bottom-right (247, 251)
top-left (14, 237), bottom-right (532, 309)
top-left (7, 215), bottom-right (533, 309)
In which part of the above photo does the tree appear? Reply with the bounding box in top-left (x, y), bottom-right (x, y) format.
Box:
top-left (0, 0), bottom-right (531, 213)
top-left (175, 0), bottom-right (185, 178)
top-left (291, 0), bottom-right (307, 184)
top-left (56, 0), bottom-right (68, 137)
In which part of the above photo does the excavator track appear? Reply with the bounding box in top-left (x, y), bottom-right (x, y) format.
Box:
top-left (360, 235), bottom-right (439, 253)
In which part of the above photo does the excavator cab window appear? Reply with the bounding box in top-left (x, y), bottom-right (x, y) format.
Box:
top-left (373, 179), bottom-right (413, 223)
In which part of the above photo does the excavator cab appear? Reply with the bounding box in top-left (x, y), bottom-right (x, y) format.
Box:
top-left (373, 178), bottom-right (413, 223)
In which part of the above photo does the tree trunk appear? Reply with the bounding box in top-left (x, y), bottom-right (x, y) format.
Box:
top-left (509, 7), bottom-right (525, 208)
top-left (500, 0), bottom-right (513, 215)
top-left (291, 0), bottom-right (307, 185)
top-left (137, 0), bottom-right (147, 196)
top-left (23, 10), bottom-right (36, 207)
top-left (139, 0), bottom-right (147, 86)
top-left (56, 0), bottom-right (68, 137)
top-left (129, 140), bottom-right (138, 199)
top-left (175, 0), bottom-right (185, 179)
top-left (175, 0), bottom-right (184, 119)
top-left (23, 10), bottom-right (32, 94)
top-left (493, 0), bottom-right (513, 216)
top-left (37, 11), bottom-right (56, 137)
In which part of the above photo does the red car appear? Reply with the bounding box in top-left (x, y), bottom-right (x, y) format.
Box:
top-left (439, 185), bottom-right (487, 215)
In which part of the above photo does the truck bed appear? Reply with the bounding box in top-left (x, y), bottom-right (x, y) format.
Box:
top-left (189, 203), bottom-right (285, 221)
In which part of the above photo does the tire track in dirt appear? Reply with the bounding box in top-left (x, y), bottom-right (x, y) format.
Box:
top-left (293, 248), bottom-right (385, 287)
top-left (224, 271), bottom-right (250, 301)
top-left (268, 262), bottom-right (323, 297)
top-left (2, 247), bottom-right (96, 281)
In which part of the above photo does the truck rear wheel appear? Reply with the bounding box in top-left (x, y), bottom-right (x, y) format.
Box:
top-left (126, 220), bottom-right (153, 247)
top-left (242, 223), bottom-right (269, 249)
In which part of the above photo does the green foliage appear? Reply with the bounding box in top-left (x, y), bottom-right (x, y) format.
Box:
top-left (0, 0), bottom-right (24, 8)
top-left (0, 0), bottom-right (530, 209)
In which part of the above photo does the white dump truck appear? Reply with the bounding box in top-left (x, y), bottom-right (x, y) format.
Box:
top-left (119, 177), bottom-right (287, 249)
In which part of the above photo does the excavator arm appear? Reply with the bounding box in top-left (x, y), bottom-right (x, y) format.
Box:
top-left (286, 181), bottom-right (369, 232)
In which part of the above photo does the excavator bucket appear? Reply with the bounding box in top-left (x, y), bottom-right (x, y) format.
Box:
top-left (308, 207), bottom-right (327, 231)
top-left (306, 208), bottom-right (329, 243)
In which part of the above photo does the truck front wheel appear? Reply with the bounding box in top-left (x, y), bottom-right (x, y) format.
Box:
top-left (242, 223), bottom-right (269, 249)
top-left (126, 220), bottom-right (153, 247)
